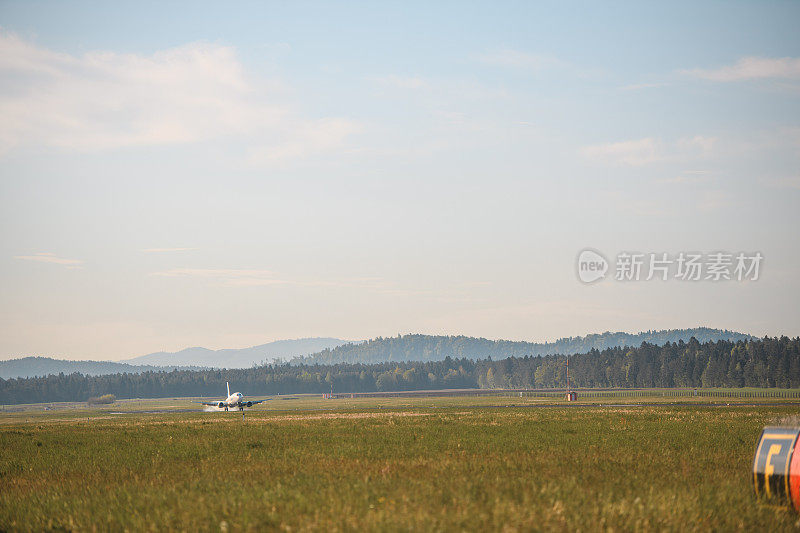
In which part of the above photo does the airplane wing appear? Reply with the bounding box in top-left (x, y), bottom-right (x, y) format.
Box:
top-left (195, 399), bottom-right (272, 407)
top-left (247, 399), bottom-right (271, 405)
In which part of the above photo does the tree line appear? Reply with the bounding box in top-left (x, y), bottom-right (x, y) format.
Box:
top-left (293, 329), bottom-right (753, 365)
top-left (0, 336), bottom-right (797, 404)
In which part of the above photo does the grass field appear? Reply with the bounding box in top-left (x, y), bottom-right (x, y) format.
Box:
top-left (4, 387), bottom-right (800, 416)
top-left (2, 396), bottom-right (800, 531)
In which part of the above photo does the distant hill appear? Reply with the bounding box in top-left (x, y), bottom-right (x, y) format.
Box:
top-left (0, 357), bottom-right (200, 380)
top-left (294, 328), bottom-right (753, 365)
top-left (3, 336), bottom-right (796, 405)
top-left (124, 337), bottom-right (353, 368)
top-left (1, 331), bottom-right (751, 380)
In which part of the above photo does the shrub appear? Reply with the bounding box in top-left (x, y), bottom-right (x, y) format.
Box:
top-left (87, 394), bottom-right (115, 405)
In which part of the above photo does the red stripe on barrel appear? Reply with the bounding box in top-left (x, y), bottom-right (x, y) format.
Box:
top-left (790, 435), bottom-right (800, 511)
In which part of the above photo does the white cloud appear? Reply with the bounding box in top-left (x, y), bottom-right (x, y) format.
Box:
top-left (656, 170), bottom-right (711, 185)
top-left (152, 268), bottom-right (285, 285)
top-left (0, 32), bottom-right (357, 160)
top-left (152, 267), bottom-right (363, 288)
top-left (657, 176), bottom-right (695, 185)
top-left (685, 56), bottom-right (800, 81)
top-left (476, 49), bottom-right (562, 71)
top-left (676, 135), bottom-right (716, 156)
top-left (13, 252), bottom-right (83, 266)
top-left (150, 268), bottom-right (486, 305)
top-left (580, 138), bottom-right (662, 166)
top-left (150, 267), bottom-right (456, 296)
top-left (581, 136), bottom-right (717, 166)
top-left (373, 75), bottom-right (427, 89)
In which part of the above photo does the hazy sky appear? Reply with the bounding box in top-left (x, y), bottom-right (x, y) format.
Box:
top-left (1, 1), bottom-right (799, 361)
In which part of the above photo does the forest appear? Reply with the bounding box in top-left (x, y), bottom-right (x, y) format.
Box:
top-left (292, 328), bottom-right (752, 365)
top-left (0, 336), bottom-right (797, 404)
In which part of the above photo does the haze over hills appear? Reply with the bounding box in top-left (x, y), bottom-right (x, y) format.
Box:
top-left (0, 330), bottom-right (753, 380)
top-left (3, 335), bottom-right (795, 405)
top-left (0, 357), bottom-right (202, 380)
top-left (294, 328), bottom-right (754, 366)
top-left (1, 338), bottom-right (354, 379)
top-left (124, 337), bottom-right (354, 368)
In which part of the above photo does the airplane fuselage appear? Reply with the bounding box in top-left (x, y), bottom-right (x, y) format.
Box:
top-left (202, 382), bottom-right (266, 411)
top-left (225, 392), bottom-right (242, 406)
top-left (216, 392), bottom-right (255, 410)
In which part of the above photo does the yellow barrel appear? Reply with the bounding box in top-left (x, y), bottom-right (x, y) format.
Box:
top-left (752, 426), bottom-right (800, 510)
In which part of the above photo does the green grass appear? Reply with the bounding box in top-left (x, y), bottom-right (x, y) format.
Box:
top-left (1, 399), bottom-right (799, 531)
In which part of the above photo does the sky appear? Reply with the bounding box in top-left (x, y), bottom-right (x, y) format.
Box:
top-left (0, 1), bottom-right (798, 361)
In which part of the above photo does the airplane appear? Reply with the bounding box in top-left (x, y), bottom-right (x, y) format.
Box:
top-left (198, 382), bottom-right (270, 411)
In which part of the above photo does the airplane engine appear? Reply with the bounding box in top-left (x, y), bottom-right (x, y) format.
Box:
top-left (217, 402), bottom-right (225, 409)
top-left (246, 401), bottom-right (252, 408)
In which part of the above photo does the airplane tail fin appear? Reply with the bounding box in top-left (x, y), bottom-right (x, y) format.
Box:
top-left (227, 381), bottom-right (230, 397)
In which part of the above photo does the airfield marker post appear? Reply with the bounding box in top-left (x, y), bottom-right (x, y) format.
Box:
top-left (753, 426), bottom-right (800, 511)
top-left (564, 355), bottom-right (577, 402)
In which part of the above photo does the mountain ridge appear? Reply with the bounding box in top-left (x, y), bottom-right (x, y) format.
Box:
top-left (0, 357), bottom-right (203, 380)
top-left (1, 330), bottom-right (754, 380)
top-left (292, 328), bottom-right (753, 365)
top-left (1, 338), bottom-right (355, 379)
top-left (124, 337), bottom-right (353, 368)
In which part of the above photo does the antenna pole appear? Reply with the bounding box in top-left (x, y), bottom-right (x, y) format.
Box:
top-left (566, 355), bottom-right (570, 394)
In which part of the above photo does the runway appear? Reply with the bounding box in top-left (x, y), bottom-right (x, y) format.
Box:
top-left (116, 400), bottom-right (800, 415)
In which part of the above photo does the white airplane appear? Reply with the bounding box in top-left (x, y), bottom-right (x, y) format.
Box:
top-left (198, 382), bottom-right (269, 411)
